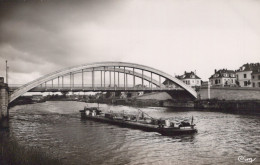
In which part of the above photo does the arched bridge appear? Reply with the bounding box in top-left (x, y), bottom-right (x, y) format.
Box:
top-left (9, 62), bottom-right (197, 103)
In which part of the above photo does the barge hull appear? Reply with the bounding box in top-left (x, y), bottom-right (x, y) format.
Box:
top-left (81, 115), bottom-right (197, 135)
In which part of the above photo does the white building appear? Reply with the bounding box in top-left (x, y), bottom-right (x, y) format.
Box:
top-left (209, 69), bottom-right (236, 87)
top-left (235, 63), bottom-right (260, 87)
top-left (176, 71), bottom-right (201, 87)
top-left (252, 65), bottom-right (260, 88)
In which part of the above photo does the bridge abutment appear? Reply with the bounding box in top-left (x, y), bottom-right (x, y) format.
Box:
top-left (0, 77), bottom-right (9, 128)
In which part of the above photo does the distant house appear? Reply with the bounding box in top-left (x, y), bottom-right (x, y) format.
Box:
top-left (31, 95), bottom-right (44, 102)
top-left (162, 71), bottom-right (201, 88)
top-left (134, 84), bottom-right (146, 89)
top-left (162, 79), bottom-right (179, 88)
top-left (209, 69), bottom-right (236, 87)
top-left (120, 92), bottom-right (127, 99)
top-left (236, 63), bottom-right (260, 87)
top-left (176, 71), bottom-right (201, 87)
top-left (252, 68), bottom-right (260, 88)
top-left (131, 85), bottom-right (144, 96)
top-left (201, 81), bottom-right (209, 87)
top-left (94, 93), bottom-right (104, 99)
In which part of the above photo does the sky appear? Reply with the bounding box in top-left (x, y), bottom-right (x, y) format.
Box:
top-left (0, 0), bottom-right (260, 84)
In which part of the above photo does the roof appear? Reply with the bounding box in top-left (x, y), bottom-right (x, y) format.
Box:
top-left (236, 63), bottom-right (260, 72)
top-left (209, 69), bottom-right (236, 79)
top-left (176, 71), bottom-right (201, 80)
top-left (252, 68), bottom-right (260, 74)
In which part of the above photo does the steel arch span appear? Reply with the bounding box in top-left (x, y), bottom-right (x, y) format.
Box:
top-left (9, 62), bottom-right (197, 103)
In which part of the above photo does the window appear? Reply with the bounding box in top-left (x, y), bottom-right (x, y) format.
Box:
top-left (231, 79), bottom-right (233, 83)
top-left (244, 74), bottom-right (247, 78)
top-left (187, 80), bottom-right (190, 85)
top-left (244, 81), bottom-right (248, 86)
top-left (258, 82), bottom-right (260, 87)
top-left (215, 79), bottom-right (218, 84)
top-left (252, 75), bottom-right (255, 79)
top-left (225, 81), bottom-right (228, 85)
top-left (253, 83), bottom-right (255, 87)
top-left (258, 75), bottom-right (260, 80)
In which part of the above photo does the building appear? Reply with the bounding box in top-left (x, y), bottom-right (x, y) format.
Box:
top-left (252, 68), bottom-right (260, 88)
top-left (209, 69), bottom-right (236, 87)
top-left (175, 71), bottom-right (201, 87)
top-left (31, 94), bottom-right (44, 102)
top-left (201, 81), bottom-right (209, 87)
top-left (236, 63), bottom-right (260, 87)
top-left (163, 71), bottom-right (201, 88)
top-left (163, 79), bottom-right (179, 88)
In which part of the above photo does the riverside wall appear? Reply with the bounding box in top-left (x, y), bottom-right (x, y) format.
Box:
top-left (194, 100), bottom-right (260, 114)
top-left (135, 92), bottom-right (194, 108)
top-left (133, 89), bottom-right (260, 113)
top-left (135, 92), bottom-right (172, 100)
top-left (195, 87), bottom-right (260, 113)
top-left (198, 86), bottom-right (260, 100)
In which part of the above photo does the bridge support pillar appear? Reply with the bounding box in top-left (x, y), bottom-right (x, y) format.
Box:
top-left (0, 77), bottom-right (9, 128)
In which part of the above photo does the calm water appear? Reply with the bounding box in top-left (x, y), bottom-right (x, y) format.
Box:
top-left (8, 101), bottom-right (260, 165)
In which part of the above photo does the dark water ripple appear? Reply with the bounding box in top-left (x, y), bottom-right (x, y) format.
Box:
top-left (8, 101), bottom-right (260, 165)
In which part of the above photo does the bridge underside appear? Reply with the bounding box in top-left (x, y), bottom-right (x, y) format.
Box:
top-left (167, 90), bottom-right (196, 101)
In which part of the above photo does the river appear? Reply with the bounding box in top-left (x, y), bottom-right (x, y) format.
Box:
top-left (8, 101), bottom-right (260, 165)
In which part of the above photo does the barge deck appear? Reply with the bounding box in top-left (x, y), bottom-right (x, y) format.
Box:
top-left (80, 108), bottom-right (197, 136)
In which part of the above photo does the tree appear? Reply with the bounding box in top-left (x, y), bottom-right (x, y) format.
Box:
top-left (61, 91), bottom-right (69, 96)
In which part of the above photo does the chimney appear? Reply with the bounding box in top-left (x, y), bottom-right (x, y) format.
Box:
top-left (215, 69), bottom-right (217, 73)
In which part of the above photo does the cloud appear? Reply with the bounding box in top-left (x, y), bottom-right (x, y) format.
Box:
top-left (0, 0), bottom-right (259, 84)
top-left (0, 0), bottom-right (124, 77)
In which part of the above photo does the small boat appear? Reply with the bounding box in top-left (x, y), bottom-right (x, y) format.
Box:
top-left (79, 107), bottom-right (197, 136)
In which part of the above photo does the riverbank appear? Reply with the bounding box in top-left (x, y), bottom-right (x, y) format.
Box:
top-left (9, 95), bottom-right (260, 115)
top-left (194, 99), bottom-right (260, 114)
top-left (90, 98), bottom-right (260, 114)
top-left (0, 129), bottom-right (62, 165)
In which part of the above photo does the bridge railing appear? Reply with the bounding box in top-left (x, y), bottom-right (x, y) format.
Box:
top-left (9, 84), bottom-right (183, 92)
top-left (9, 84), bottom-right (182, 89)
top-left (29, 87), bottom-right (183, 91)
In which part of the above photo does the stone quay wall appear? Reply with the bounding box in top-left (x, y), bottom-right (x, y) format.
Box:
top-left (198, 87), bottom-right (260, 100)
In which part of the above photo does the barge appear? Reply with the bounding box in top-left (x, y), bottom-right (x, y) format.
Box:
top-left (79, 107), bottom-right (197, 136)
